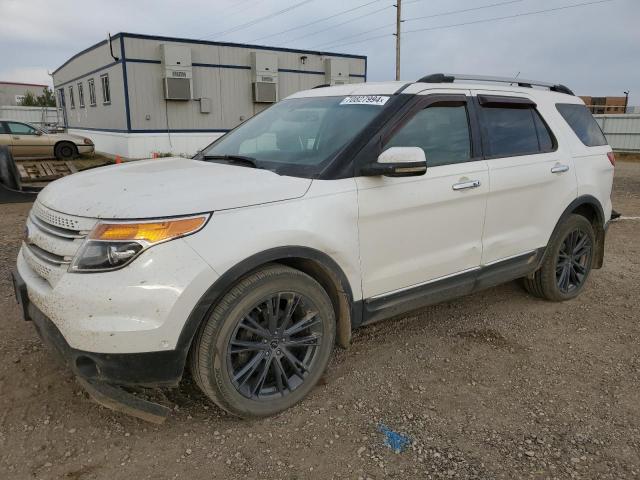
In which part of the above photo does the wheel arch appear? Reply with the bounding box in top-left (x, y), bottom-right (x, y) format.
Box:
top-left (550, 195), bottom-right (607, 269)
top-left (177, 246), bottom-right (358, 365)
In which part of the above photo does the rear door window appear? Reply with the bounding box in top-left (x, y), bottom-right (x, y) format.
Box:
top-left (7, 122), bottom-right (38, 135)
top-left (480, 105), bottom-right (554, 158)
top-left (556, 103), bottom-right (607, 147)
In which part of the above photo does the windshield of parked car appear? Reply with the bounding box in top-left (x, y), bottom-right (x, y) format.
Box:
top-left (198, 96), bottom-right (389, 177)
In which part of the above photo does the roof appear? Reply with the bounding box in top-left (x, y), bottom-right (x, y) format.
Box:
top-left (52, 32), bottom-right (367, 76)
top-left (0, 81), bottom-right (48, 88)
top-left (289, 76), bottom-right (580, 102)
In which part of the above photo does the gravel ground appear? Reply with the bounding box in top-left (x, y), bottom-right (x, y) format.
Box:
top-left (0, 162), bottom-right (639, 480)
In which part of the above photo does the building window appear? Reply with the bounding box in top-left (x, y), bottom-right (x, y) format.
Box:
top-left (57, 88), bottom-right (64, 108)
top-left (100, 74), bottom-right (111, 104)
top-left (68, 85), bottom-right (75, 109)
top-left (88, 78), bottom-right (96, 106)
top-left (77, 82), bottom-right (85, 108)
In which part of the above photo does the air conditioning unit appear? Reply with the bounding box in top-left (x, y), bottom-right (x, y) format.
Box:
top-left (325, 58), bottom-right (350, 86)
top-left (160, 44), bottom-right (192, 101)
top-left (251, 52), bottom-right (278, 103)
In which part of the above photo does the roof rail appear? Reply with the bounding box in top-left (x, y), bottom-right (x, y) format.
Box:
top-left (416, 73), bottom-right (574, 96)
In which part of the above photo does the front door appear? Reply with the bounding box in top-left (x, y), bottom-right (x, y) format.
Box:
top-left (357, 93), bottom-right (489, 300)
top-left (471, 90), bottom-right (578, 265)
top-left (6, 122), bottom-right (52, 158)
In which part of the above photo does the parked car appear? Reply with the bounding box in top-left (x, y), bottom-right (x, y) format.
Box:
top-left (12, 73), bottom-right (614, 421)
top-left (0, 120), bottom-right (94, 159)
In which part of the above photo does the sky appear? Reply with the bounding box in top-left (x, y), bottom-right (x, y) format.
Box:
top-left (0, 0), bottom-right (638, 104)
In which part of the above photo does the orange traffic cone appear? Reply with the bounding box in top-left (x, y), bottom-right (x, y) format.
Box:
top-left (115, 155), bottom-right (122, 164)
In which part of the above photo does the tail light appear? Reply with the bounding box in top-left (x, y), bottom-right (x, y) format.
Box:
top-left (607, 152), bottom-right (616, 167)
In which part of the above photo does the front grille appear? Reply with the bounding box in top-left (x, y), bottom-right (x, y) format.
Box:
top-left (23, 201), bottom-right (97, 286)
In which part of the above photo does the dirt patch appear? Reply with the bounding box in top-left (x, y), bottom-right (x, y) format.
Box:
top-left (0, 162), bottom-right (639, 479)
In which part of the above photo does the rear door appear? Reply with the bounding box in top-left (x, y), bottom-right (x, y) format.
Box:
top-left (6, 122), bottom-right (52, 159)
top-left (357, 92), bottom-right (489, 300)
top-left (473, 90), bottom-right (578, 265)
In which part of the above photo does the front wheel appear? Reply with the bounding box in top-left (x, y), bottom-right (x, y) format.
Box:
top-left (190, 264), bottom-right (336, 418)
top-left (54, 142), bottom-right (77, 160)
top-left (523, 214), bottom-right (595, 301)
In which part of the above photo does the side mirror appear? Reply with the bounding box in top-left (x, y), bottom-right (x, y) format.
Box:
top-left (361, 146), bottom-right (427, 177)
top-left (35, 130), bottom-right (43, 136)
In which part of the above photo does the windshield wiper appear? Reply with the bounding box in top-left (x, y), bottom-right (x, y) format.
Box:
top-left (201, 154), bottom-right (259, 168)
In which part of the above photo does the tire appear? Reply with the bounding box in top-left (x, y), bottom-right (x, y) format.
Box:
top-left (0, 146), bottom-right (20, 190)
top-left (190, 264), bottom-right (336, 418)
top-left (522, 214), bottom-right (595, 301)
top-left (54, 142), bottom-right (77, 160)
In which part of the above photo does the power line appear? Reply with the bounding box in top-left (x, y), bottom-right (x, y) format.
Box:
top-left (282, 3), bottom-right (395, 45)
top-left (279, 0), bottom-right (434, 46)
top-left (319, 0), bottom-right (614, 50)
top-left (202, 0), bottom-right (316, 40)
top-left (311, 0), bottom-right (523, 49)
top-left (250, 0), bottom-right (385, 43)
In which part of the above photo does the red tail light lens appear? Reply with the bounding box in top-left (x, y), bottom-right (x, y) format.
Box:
top-left (607, 152), bottom-right (616, 166)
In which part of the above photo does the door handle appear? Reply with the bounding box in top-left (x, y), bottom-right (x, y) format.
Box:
top-left (12, 136), bottom-right (20, 140)
top-left (551, 164), bottom-right (570, 174)
top-left (452, 179), bottom-right (481, 191)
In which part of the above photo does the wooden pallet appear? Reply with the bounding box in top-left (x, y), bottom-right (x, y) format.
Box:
top-left (16, 161), bottom-right (78, 183)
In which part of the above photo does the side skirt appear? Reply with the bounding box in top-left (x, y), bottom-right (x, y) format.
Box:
top-left (358, 248), bottom-right (545, 327)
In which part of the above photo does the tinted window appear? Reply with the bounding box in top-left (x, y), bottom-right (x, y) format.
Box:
top-left (0, 123), bottom-right (7, 134)
top-left (482, 107), bottom-right (543, 157)
top-left (533, 111), bottom-right (554, 151)
top-left (7, 122), bottom-right (37, 135)
top-left (386, 104), bottom-right (471, 167)
top-left (556, 103), bottom-right (607, 147)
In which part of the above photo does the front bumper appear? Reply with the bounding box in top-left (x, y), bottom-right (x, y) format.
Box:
top-left (12, 269), bottom-right (186, 387)
top-left (77, 144), bottom-right (95, 155)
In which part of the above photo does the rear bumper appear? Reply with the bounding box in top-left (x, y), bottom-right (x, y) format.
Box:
top-left (12, 269), bottom-right (186, 387)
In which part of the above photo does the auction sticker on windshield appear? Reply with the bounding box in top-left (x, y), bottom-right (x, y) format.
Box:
top-left (340, 95), bottom-right (390, 106)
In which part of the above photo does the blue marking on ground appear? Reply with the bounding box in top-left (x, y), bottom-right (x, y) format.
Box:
top-left (378, 423), bottom-right (412, 453)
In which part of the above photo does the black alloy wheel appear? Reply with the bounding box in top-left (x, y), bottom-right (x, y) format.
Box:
top-left (556, 228), bottom-right (592, 294)
top-left (228, 292), bottom-right (323, 400)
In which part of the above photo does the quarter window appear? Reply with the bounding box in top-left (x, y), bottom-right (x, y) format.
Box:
top-left (481, 106), bottom-right (554, 157)
top-left (88, 78), bottom-right (96, 106)
top-left (100, 74), bottom-right (111, 104)
top-left (68, 85), bottom-right (75, 109)
top-left (77, 82), bottom-right (85, 108)
top-left (556, 103), bottom-right (607, 147)
top-left (386, 103), bottom-right (472, 167)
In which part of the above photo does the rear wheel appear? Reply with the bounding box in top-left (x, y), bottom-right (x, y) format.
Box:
top-left (523, 214), bottom-right (595, 301)
top-left (54, 142), bottom-right (77, 160)
top-left (190, 264), bottom-right (336, 418)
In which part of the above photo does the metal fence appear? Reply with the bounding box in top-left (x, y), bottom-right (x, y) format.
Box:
top-left (0, 106), bottom-right (60, 128)
top-left (594, 114), bottom-right (640, 152)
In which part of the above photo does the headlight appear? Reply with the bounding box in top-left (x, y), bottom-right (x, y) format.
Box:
top-left (83, 138), bottom-right (93, 145)
top-left (69, 214), bottom-right (209, 272)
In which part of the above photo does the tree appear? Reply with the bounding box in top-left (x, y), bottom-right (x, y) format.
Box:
top-left (18, 87), bottom-right (56, 107)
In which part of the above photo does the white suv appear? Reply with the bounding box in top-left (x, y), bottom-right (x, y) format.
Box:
top-left (13, 74), bottom-right (614, 421)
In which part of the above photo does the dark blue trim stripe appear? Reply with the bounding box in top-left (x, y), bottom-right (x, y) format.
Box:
top-left (53, 61), bottom-right (120, 88)
top-left (126, 60), bottom-right (366, 77)
top-left (67, 127), bottom-right (230, 134)
top-left (120, 32), bottom-right (366, 60)
top-left (120, 36), bottom-right (132, 132)
top-left (193, 62), bottom-right (250, 70)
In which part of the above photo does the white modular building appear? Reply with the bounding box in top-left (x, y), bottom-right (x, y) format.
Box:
top-left (52, 32), bottom-right (367, 159)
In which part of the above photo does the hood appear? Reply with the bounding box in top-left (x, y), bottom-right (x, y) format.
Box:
top-left (37, 157), bottom-right (312, 219)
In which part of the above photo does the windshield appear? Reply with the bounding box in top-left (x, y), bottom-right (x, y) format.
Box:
top-left (198, 95), bottom-right (389, 177)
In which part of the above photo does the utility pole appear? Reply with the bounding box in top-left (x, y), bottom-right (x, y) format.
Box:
top-left (394, 0), bottom-right (402, 81)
